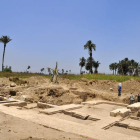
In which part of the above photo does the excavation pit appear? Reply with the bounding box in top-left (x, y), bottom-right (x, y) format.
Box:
top-left (73, 103), bottom-right (124, 118)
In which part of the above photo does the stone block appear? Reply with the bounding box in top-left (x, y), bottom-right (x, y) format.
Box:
top-left (127, 102), bottom-right (140, 111)
top-left (110, 108), bottom-right (131, 117)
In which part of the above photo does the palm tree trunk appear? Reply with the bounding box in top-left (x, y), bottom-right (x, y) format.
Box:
top-left (2, 44), bottom-right (6, 71)
top-left (80, 67), bottom-right (82, 74)
top-left (90, 52), bottom-right (93, 74)
top-left (113, 70), bottom-right (114, 75)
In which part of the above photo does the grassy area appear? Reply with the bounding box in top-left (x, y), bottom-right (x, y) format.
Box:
top-left (60, 74), bottom-right (140, 82)
top-left (0, 72), bottom-right (140, 82)
top-left (0, 72), bottom-right (50, 79)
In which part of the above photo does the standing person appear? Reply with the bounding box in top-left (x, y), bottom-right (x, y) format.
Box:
top-left (118, 83), bottom-right (122, 96)
top-left (130, 93), bottom-right (135, 104)
top-left (138, 93), bottom-right (140, 102)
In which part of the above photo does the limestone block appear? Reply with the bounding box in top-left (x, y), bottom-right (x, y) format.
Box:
top-left (110, 108), bottom-right (131, 117)
top-left (127, 102), bottom-right (140, 111)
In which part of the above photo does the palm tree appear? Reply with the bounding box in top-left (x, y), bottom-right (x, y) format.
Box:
top-left (79, 57), bottom-right (86, 74)
top-left (40, 68), bottom-right (45, 73)
top-left (85, 57), bottom-right (94, 73)
top-left (26, 66), bottom-right (31, 72)
top-left (84, 40), bottom-right (96, 74)
top-left (109, 63), bottom-right (115, 75)
top-left (0, 36), bottom-right (12, 71)
top-left (93, 61), bottom-right (100, 73)
top-left (114, 63), bottom-right (118, 75)
top-left (47, 68), bottom-right (52, 75)
top-left (62, 69), bottom-right (64, 75)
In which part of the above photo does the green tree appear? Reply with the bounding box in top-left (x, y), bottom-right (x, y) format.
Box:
top-left (0, 36), bottom-right (12, 71)
top-left (79, 57), bottom-right (86, 74)
top-left (114, 63), bottom-right (118, 75)
top-left (109, 63), bottom-right (115, 75)
top-left (134, 62), bottom-right (139, 76)
top-left (3, 65), bottom-right (12, 72)
top-left (84, 40), bottom-right (96, 74)
top-left (62, 69), bottom-right (64, 75)
top-left (26, 66), bottom-right (31, 72)
top-left (93, 61), bottom-right (100, 74)
top-left (47, 68), bottom-right (52, 75)
top-left (85, 57), bottom-right (94, 73)
top-left (40, 68), bottom-right (45, 73)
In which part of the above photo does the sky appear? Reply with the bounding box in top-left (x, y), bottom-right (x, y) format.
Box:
top-left (0, 0), bottom-right (140, 74)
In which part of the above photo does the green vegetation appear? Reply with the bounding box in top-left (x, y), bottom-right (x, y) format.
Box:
top-left (3, 66), bottom-right (12, 72)
top-left (79, 57), bottom-right (86, 74)
top-left (109, 58), bottom-right (139, 76)
top-left (60, 73), bottom-right (140, 82)
top-left (84, 40), bottom-right (96, 74)
top-left (26, 65), bottom-right (31, 72)
top-left (1, 71), bottom-right (140, 82)
top-left (0, 72), bottom-right (50, 79)
top-left (0, 36), bottom-right (12, 71)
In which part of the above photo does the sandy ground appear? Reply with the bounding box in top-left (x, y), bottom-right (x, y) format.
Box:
top-left (109, 126), bottom-right (140, 137)
top-left (1, 76), bottom-right (140, 140)
top-left (0, 112), bottom-right (89, 140)
top-left (73, 104), bottom-right (123, 117)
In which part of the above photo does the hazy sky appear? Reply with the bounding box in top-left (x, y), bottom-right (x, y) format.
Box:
top-left (0, 0), bottom-right (140, 74)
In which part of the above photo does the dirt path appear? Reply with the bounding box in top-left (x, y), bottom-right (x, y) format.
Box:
top-left (0, 112), bottom-right (89, 140)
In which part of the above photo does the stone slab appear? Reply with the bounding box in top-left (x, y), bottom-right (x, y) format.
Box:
top-left (60, 104), bottom-right (82, 111)
top-left (87, 115), bottom-right (100, 121)
top-left (82, 100), bottom-right (128, 107)
top-left (63, 110), bottom-right (100, 121)
top-left (3, 101), bottom-right (27, 107)
top-left (40, 104), bottom-right (82, 115)
top-left (40, 108), bottom-right (63, 115)
top-left (0, 100), bottom-right (17, 104)
top-left (37, 102), bottom-right (57, 108)
top-left (69, 110), bottom-right (89, 120)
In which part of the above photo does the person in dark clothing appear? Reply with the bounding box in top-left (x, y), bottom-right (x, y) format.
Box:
top-left (130, 93), bottom-right (135, 104)
top-left (138, 93), bottom-right (140, 102)
top-left (118, 83), bottom-right (122, 96)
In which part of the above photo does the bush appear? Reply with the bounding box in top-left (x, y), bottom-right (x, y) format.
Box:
top-left (3, 66), bottom-right (12, 72)
top-left (9, 77), bottom-right (28, 85)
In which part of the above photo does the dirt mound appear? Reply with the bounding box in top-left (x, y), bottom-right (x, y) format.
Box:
top-left (25, 76), bottom-right (48, 85)
top-left (9, 77), bottom-right (28, 85)
top-left (1, 76), bottom-right (140, 105)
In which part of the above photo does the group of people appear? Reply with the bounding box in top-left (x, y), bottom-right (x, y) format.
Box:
top-left (118, 83), bottom-right (140, 104)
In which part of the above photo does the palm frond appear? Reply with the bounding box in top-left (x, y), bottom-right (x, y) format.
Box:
top-left (0, 36), bottom-right (12, 44)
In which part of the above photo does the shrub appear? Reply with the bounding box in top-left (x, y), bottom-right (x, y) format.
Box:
top-left (3, 66), bottom-right (12, 72)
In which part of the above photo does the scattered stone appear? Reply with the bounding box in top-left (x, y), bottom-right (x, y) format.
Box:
top-left (110, 88), bottom-right (114, 91)
top-left (10, 83), bottom-right (16, 87)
